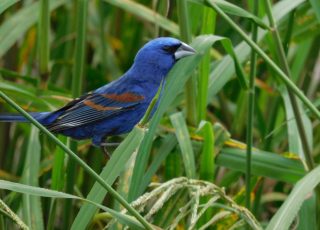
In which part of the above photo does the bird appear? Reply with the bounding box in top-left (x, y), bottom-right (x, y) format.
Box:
top-left (0, 37), bottom-right (196, 154)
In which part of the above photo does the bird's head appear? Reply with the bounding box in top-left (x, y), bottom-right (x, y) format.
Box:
top-left (132, 37), bottom-right (196, 78)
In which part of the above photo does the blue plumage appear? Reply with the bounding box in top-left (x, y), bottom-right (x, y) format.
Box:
top-left (0, 37), bottom-right (196, 148)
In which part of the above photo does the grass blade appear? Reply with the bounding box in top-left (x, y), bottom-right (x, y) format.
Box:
top-left (21, 127), bottom-right (44, 230)
top-left (266, 165), bottom-right (320, 230)
top-left (216, 147), bottom-right (306, 183)
top-left (38, 0), bottom-right (50, 88)
top-left (245, 0), bottom-right (259, 211)
top-left (0, 0), bottom-right (20, 15)
top-left (170, 112), bottom-right (196, 179)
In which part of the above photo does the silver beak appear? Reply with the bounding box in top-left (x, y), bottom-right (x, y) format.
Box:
top-left (174, 42), bottom-right (196, 60)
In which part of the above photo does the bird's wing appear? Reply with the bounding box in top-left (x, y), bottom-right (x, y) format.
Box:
top-left (47, 92), bottom-right (145, 132)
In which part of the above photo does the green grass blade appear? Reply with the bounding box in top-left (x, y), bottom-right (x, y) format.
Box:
top-left (72, 0), bottom-right (88, 97)
top-left (38, 0), bottom-right (50, 88)
top-left (141, 134), bottom-right (177, 191)
top-left (198, 121), bottom-right (215, 181)
top-left (216, 147), bottom-right (306, 183)
top-left (198, 7), bottom-right (216, 121)
top-left (309, 0), bottom-right (320, 22)
top-left (0, 0), bottom-right (20, 15)
top-left (170, 112), bottom-right (196, 179)
top-left (189, 0), bottom-right (269, 29)
top-left (245, 0), bottom-right (259, 211)
top-left (266, 165), bottom-right (320, 230)
top-left (177, 0), bottom-right (196, 125)
top-left (71, 127), bottom-right (145, 230)
top-left (21, 127), bottom-right (44, 230)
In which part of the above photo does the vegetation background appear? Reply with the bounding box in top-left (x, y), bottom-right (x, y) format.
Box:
top-left (0, 0), bottom-right (319, 229)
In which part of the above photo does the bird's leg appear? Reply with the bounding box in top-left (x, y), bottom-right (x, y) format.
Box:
top-left (100, 144), bottom-right (111, 159)
top-left (99, 139), bottom-right (120, 159)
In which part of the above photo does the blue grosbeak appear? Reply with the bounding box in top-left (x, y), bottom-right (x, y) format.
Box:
top-left (0, 37), bottom-right (195, 152)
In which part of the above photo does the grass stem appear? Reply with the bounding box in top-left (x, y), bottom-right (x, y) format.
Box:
top-left (246, 0), bottom-right (259, 211)
top-left (177, 0), bottom-right (197, 126)
top-left (38, 0), bottom-right (50, 89)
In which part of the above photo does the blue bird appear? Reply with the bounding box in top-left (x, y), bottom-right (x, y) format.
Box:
top-left (0, 37), bottom-right (196, 153)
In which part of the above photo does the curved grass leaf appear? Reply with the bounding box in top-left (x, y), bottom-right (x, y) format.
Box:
top-left (266, 165), bottom-right (320, 230)
top-left (0, 0), bottom-right (20, 15)
top-left (170, 112), bottom-right (196, 179)
top-left (189, 0), bottom-right (269, 29)
top-left (216, 147), bottom-right (306, 183)
top-left (0, 180), bottom-right (144, 230)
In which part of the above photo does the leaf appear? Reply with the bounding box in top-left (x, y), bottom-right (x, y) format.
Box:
top-left (0, 0), bottom-right (20, 15)
top-left (309, 0), bottom-right (320, 22)
top-left (21, 127), bottom-right (44, 230)
top-left (216, 147), bottom-right (306, 183)
top-left (188, 0), bottom-right (269, 29)
top-left (197, 121), bottom-right (215, 181)
top-left (141, 134), bottom-right (177, 191)
top-left (170, 112), bottom-right (196, 179)
top-left (266, 165), bottom-right (320, 230)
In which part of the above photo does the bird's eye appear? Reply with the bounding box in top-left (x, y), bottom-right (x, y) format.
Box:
top-left (162, 45), bottom-right (179, 53)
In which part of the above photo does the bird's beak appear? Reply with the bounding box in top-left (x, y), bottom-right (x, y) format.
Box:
top-left (174, 42), bottom-right (196, 60)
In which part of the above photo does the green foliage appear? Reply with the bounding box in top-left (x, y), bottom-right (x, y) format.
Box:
top-left (0, 0), bottom-right (319, 229)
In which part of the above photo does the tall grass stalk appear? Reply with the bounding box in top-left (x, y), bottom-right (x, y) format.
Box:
top-left (198, 8), bottom-right (216, 122)
top-left (177, 0), bottom-right (197, 126)
top-left (64, 1), bottom-right (89, 227)
top-left (246, 0), bottom-right (259, 211)
top-left (38, 0), bottom-right (49, 89)
top-left (207, 0), bottom-right (320, 120)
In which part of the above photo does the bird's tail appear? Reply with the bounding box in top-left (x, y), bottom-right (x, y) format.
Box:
top-left (0, 112), bottom-right (51, 123)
